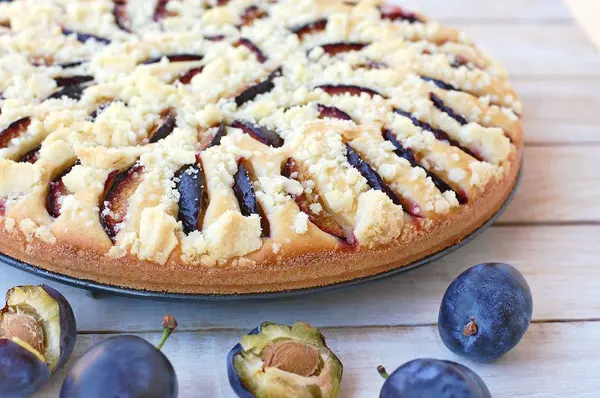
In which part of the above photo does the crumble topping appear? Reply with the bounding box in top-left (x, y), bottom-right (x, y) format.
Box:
top-left (0, 0), bottom-right (521, 267)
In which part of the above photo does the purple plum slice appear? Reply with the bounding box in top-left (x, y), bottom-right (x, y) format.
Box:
top-left (291, 19), bottom-right (328, 39)
top-left (233, 161), bottom-right (270, 237)
top-left (19, 146), bottom-right (41, 164)
top-left (430, 93), bottom-right (468, 125)
top-left (61, 28), bottom-right (111, 45)
top-left (379, 5), bottom-right (422, 23)
top-left (345, 144), bottom-right (402, 207)
top-left (421, 76), bottom-right (458, 92)
top-left (57, 61), bottom-right (87, 69)
top-left (0, 339), bottom-right (51, 398)
top-left (178, 67), bottom-right (203, 84)
top-left (316, 84), bottom-right (385, 98)
top-left (48, 79), bottom-right (93, 101)
top-left (284, 158), bottom-right (354, 244)
top-left (176, 163), bottom-right (206, 234)
top-left (99, 164), bottom-right (144, 241)
top-left (0, 117), bottom-right (30, 149)
top-left (153, 0), bottom-right (174, 21)
top-left (149, 111), bottom-right (177, 143)
top-left (208, 123), bottom-right (227, 148)
top-left (234, 67), bottom-right (282, 107)
top-left (231, 120), bottom-right (284, 148)
top-left (394, 109), bottom-right (483, 161)
top-left (319, 42), bottom-right (368, 56)
top-left (235, 38), bottom-right (267, 63)
top-left (1, 285), bottom-right (77, 373)
top-left (142, 53), bottom-right (203, 65)
top-left (317, 104), bottom-right (352, 121)
top-left (204, 34), bottom-right (226, 42)
top-left (54, 75), bottom-right (94, 87)
top-left (46, 163), bottom-right (77, 218)
top-left (383, 129), bottom-right (468, 204)
top-left (239, 6), bottom-right (267, 27)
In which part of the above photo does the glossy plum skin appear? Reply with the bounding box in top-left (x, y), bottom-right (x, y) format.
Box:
top-left (226, 327), bottom-right (260, 398)
top-left (42, 285), bottom-right (77, 371)
top-left (438, 263), bottom-right (533, 363)
top-left (60, 335), bottom-right (178, 398)
top-left (380, 359), bottom-right (490, 398)
top-left (0, 340), bottom-right (50, 398)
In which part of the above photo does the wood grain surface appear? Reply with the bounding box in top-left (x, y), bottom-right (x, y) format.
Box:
top-left (0, 0), bottom-right (597, 397)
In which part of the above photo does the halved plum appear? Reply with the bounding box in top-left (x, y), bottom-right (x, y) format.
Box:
top-left (394, 109), bottom-right (483, 161)
top-left (0, 117), bottom-right (30, 149)
top-left (0, 285), bottom-right (77, 378)
top-left (148, 110), bottom-right (177, 143)
top-left (18, 146), bottom-right (41, 164)
top-left (235, 38), bottom-right (267, 63)
top-left (379, 5), bottom-right (422, 23)
top-left (178, 67), bottom-right (203, 84)
top-left (234, 67), bottom-right (282, 107)
top-left (113, 0), bottom-right (131, 32)
top-left (421, 76), bottom-right (458, 92)
top-left (317, 104), bottom-right (352, 121)
top-left (176, 163), bottom-right (207, 234)
top-left (233, 161), bottom-right (270, 237)
top-left (61, 28), bottom-right (111, 45)
top-left (54, 75), bottom-right (94, 88)
top-left (142, 53), bottom-right (203, 65)
top-left (284, 158), bottom-right (354, 244)
top-left (383, 129), bottom-right (468, 204)
top-left (319, 42), bottom-right (368, 56)
top-left (231, 120), bottom-right (284, 148)
top-left (430, 93), bottom-right (468, 125)
top-left (46, 163), bottom-right (78, 218)
top-left (291, 19), bottom-right (328, 39)
top-left (239, 5), bottom-right (267, 27)
top-left (316, 84), bottom-right (385, 99)
top-left (345, 144), bottom-right (402, 207)
top-left (99, 164), bottom-right (144, 241)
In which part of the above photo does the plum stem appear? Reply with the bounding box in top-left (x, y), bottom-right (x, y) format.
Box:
top-left (377, 365), bottom-right (390, 380)
top-left (463, 317), bottom-right (478, 337)
top-left (156, 314), bottom-right (178, 350)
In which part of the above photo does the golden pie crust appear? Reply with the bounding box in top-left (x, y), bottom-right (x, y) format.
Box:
top-left (0, 0), bottom-right (522, 294)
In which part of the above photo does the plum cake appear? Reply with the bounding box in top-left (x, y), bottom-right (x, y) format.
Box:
top-left (0, 0), bottom-right (522, 294)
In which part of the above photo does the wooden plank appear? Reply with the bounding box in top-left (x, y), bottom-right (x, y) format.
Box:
top-left (565, 0), bottom-right (600, 50)
top-left (515, 78), bottom-right (600, 144)
top-left (500, 146), bottom-right (600, 223)
top-left (32, 322), bottom-right (600, 397)
top-left (2, 225), bottom-right (599, 330)
top-left (458, 24), bottom-right (600, 76)
top-left (395, 0), bottom-right (571, 21)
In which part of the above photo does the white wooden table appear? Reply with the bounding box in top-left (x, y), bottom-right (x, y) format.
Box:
top-left (1, 0), bottom-right (599, 396)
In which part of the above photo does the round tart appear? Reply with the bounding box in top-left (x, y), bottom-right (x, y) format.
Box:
top-left (0, 0), bottom-right (523, 294)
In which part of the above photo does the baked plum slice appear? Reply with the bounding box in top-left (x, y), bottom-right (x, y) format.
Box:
top-left (394, 109), bottom-right (483, 161)
top-left (176, 163), bottom-right (207, 234)
top-left (142, 53), bottom-right (203, 65)
top-left (234, 67), bottom-right (282, 107)
top-left (99, 164), bottom-right (144, 241)
top-left (0, 285), bottom-right (76, 397)
top-left (113, 0), bottom-right (131, 32)
top-left (284, 158), bottom-right (354, 244)
top-left (235, 38), bottom-right (267, 63)
top-left (345, 144), bottom-right (409, 211)
top-left (58, 61), bottom-right (87, 69)
top-left (317, 104), bottom-right (352, 121)
top-left (153, 0), bottom-right (176, 21)
top-left (55, 75), bottom-right (94, 88)
top-left (291, 18), bottom-right (328, 39)
top-left (319, 42), bottom-right (368, 56)
top-left (61, 28), bottom-right (111, 45)
top-left (19, 145), bottom-right (41, 164)
top-left (208, 122), bottom-right (227, 147)
top-left (46, 162), bottom-right (78, 218)
top-left (239, 5), bottom-right (267, 27)
top-left (0, 117), bottom-right (30, 149)
top-left (379, 5), bottom-right (422, 23)
top-left (231, 120), bottom-right (284, 148)
top-left (148, 110), bottom-right (177, 143)
top-left (316, 84), bottom-right (385, 98)
top-left (233, 161), bottom-right (270, 237)
top-left (383, 129), bottom-right (467, 204)
top-left (430, 93), bottom-right (468, 125)
top-left (421, 76), bottom-right (458, 92)
top-left (48, 77), bottom-right (94, 101)
top-left (178, 66), bottom-right (203, 84)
